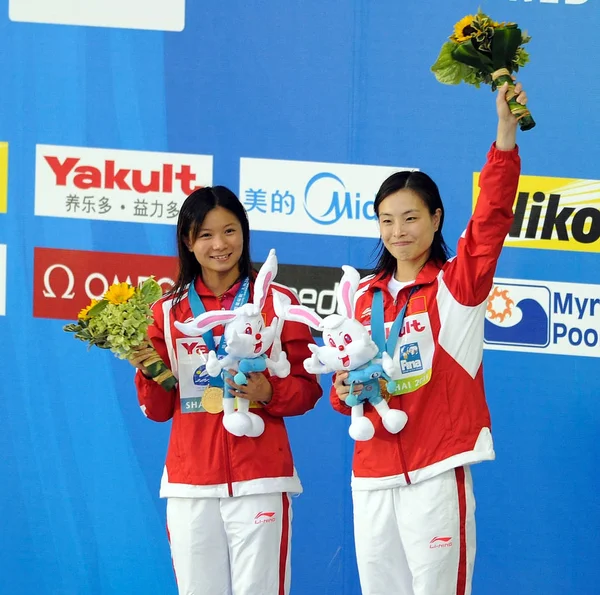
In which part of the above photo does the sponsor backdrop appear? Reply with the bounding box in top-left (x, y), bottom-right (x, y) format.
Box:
top-left (0, 0), bottom-right (598, 593)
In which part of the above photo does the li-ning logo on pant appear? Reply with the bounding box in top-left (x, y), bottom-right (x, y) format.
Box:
top-left (254, 511), bottom-right (276, 525)
top-left (429, 536), bottom-right (453, 549)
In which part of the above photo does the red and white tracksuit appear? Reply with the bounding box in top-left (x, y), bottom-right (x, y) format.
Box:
top-left (136, 276), bottom-right (322, 595)
top-left (330, 143), bottom-right (521, 595)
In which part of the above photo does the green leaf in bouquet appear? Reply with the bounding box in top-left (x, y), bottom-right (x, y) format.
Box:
top-left (140, 277), bottom-right (162, 305)
top-left (87, 300), bottom-right (109, 317)
top-left (513, 47), bottom-right (530, 69)
top-left (462, 67), bottom-right (483, 88)
top-left (491, 27), bottom-right (522, 71)
top-left (63, 323), bottom-right (82, 333)
top-left (432, 42), bottom-right (473, 85)
top-left (451, 39), bottom-right (493, 72)
top-left (90, 335), bottom-right (110, 347)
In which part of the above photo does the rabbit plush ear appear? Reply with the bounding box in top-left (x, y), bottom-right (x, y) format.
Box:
top-left (284, 304), bottom-right (324, 331)
top-left (254, 248), bottom-right (278, 311)
top-left (337, 265), bottom-right (361, 319)
top-left (174, 311), bottom-right (237, 337)
top-left (271, 288), bottom-right (292, 320)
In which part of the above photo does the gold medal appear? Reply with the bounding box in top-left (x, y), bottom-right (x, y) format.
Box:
top-left (379, 378), bottom-right (392, 402)
top-left (202, 387), bottom-right (224, 414)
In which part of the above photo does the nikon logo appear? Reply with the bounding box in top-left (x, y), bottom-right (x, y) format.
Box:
top-left (473, 174), bottom-right (600, 253)
top-left (510, 191), bottom-right (599, 244)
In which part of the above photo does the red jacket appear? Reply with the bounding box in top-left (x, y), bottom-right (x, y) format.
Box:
top-left (330, 143), bottom-right (521, 490)
top-left (136, 276), bottom-right (322, 498)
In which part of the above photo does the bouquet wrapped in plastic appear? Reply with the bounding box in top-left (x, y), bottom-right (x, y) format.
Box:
top-left (63, 278), bottom-right (177, 390)
top-left (432, 10), bottom-right (535, 131)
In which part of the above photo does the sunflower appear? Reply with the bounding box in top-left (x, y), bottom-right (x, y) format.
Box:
top-left (104, 282), bottom-right (135, 305)
top-left (452, 15), bottom-right (476, 42)
top-left (78, 299), bottom-right (99, 320)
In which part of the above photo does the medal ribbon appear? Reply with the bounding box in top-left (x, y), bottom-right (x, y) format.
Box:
top-left (371, 285), bottom-right (420, 358)
top-left (187, 277), bottom-right (250, 389)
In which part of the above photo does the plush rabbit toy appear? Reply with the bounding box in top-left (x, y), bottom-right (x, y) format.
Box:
top-left (175, 249), bottom-right (290, 438)
top-left (281, 265), bottom-right (408, 441)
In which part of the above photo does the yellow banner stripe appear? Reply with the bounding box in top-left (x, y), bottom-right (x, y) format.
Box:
top-left (472, 172), bottom-right (600, 253)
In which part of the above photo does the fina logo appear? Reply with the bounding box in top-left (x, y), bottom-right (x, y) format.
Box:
top-left (400, 342), bottom-right (424, 374)
top-left (193, 367), bottom-right (210, 387)
top-left (484, 283), bottom-right (551, 348)
top-left (303, 172), bottom-right (376, 226)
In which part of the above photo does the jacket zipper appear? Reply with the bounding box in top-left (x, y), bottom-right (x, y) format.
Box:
top-left (216, 293), bottom-right (234, 497)
top-left (393, 291), bottom-right (411, 485)
top-left (397, 431), bottom-right (412, 485)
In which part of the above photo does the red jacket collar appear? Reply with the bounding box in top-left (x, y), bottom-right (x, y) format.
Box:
top-left (367, 260), bottom-right (442, 291)
top-left (193, 276), bottom-right (244, 300)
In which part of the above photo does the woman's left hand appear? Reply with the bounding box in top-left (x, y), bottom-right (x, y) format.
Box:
top-left (496, 78), bottom-right (528, 151)
top-left (496, 80), bottom-right (528, 123)
top-left (226, 370), bottom-right (273, 404)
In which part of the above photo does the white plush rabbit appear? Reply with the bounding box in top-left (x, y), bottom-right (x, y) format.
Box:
top-left (282, 265), bottom-right (407, 441)
top-left (175, 249), bottom-right (290, 438)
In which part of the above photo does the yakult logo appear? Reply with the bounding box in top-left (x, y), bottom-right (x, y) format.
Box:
top-left (45, 157), bottom-right (200, 195)
top-left (35, 145), bottom-right (213, 225)
top-left (33, 247), bottom-right (178, 320)
top-left (180, 342), bottom-right (209, 356)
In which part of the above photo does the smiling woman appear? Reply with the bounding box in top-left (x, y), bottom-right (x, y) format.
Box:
top-left (330, 82), bottom-right (528, 595)
top-left (172, 187), bottom-right (253, 301)
top-left (186, 204), bottom-right (244, 284)
top-left (127, 185), bottom-right (322, 595)
top-left (374, 174), bottom-right (448, 281)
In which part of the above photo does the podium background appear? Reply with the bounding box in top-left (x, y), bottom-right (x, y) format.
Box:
top-left (1, 0), bottom-right (599, 593)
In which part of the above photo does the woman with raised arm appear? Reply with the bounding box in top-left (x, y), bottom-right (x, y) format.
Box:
top-left (331, 82), bottom-right (527, 595)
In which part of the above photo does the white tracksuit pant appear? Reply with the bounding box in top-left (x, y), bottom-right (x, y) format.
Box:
top-left (352, 466), bottom-right (476, 595)
top-left (166, 493), bottom-right (292, 595)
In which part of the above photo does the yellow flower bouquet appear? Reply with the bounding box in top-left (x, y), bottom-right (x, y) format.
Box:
top-left (431, 10), bottom-right (535, 131)
top-left (63, 278), bottom-right (177, 391)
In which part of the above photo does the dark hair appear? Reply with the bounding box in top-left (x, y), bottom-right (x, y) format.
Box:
top-left (371, 171), bottom-right (451, 276)
top-left (169, 186), bottom-right (252, 304)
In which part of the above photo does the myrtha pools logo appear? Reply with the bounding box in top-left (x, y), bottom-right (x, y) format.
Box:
top-left (483, 278), bottom-right (600, 358)
top-left (484, 282), bottom-right (551, 348)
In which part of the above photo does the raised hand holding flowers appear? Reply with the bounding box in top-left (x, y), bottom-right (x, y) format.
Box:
top-left (432, 10), bottom-right (535, 131)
